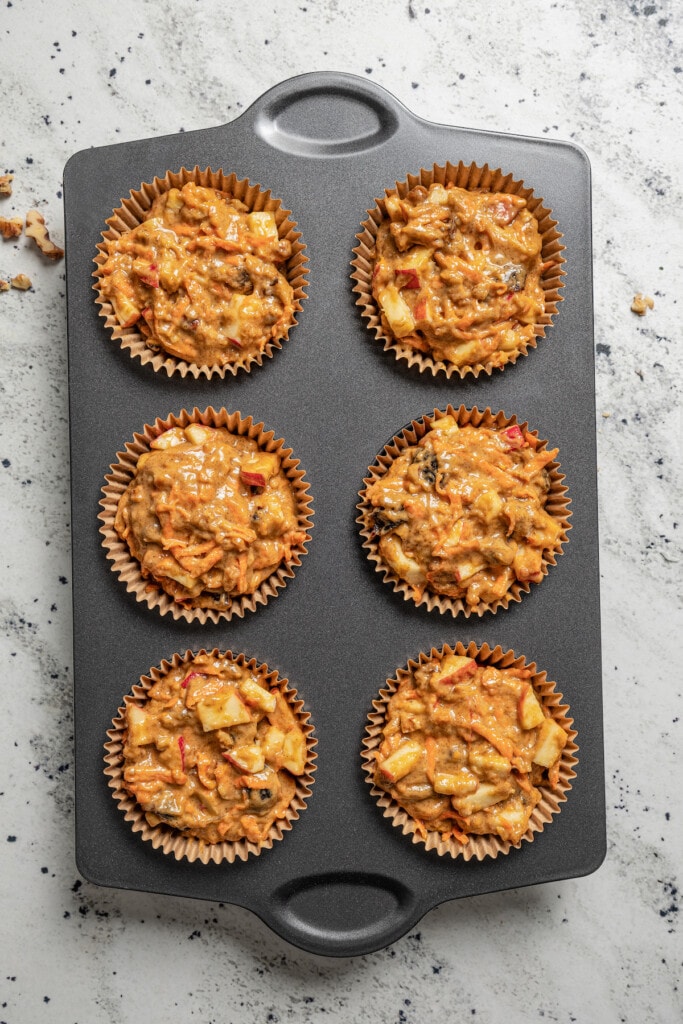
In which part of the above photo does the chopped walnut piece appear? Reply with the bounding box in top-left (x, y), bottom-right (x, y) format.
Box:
top-left (0, 174), bottom-right (13, 197)
top-left (11, 273), bottom-right (32, 290)
top-left (25, 209), bottom-right (64, 260)
top-left (0, 217), bottom-right (22, 239)
top-left (631, 293), bottom-right (654, 316)
top-left (0, 279), bottom-right (10, 292)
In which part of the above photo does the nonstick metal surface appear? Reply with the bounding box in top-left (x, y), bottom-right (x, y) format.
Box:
top-left (64, 72), bottom-right (605, 957)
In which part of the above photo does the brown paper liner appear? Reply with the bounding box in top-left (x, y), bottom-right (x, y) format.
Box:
top-left (93, 166), bottom-right (308, 379)
top-left (99, 406), bottom-right (314, 624)
top-left (104, 649), bottom-right (317, 864)
top-left (361, 641), bottom-right (577, 861)
top-left (357, 404), bottom-right (571, 617)
top-left (351, 161), bottom-right (565, 379)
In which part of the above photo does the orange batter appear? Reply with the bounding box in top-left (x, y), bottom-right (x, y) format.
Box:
top-left (115, 423), bottom-right (306, 608)
top-left (374, 652), bottom-right (569, 845)
top-left (122, 652), bottom-right (308, 844)
top-left (100, 182), bottom-right (295, 366)
top-left (364, 416), bottom-right (563, 607)
top-left (372, 183), bottom-right (545, 368)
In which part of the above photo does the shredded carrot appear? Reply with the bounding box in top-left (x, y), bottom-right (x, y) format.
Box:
top-left (469, 719), bottom-right (515, 760)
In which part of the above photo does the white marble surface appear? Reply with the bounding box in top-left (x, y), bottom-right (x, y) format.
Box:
top-left (1, 0), bottom-right (681, 1021)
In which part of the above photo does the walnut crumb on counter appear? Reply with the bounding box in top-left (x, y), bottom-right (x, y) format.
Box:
top-left (0, 279), bottom-right (10, 292)
top-left (0, 216), bottom-right (22, 239)
top-left (11, 273), bottom-right (32, 290)
top-left (0, 174), bottom-right (13, 197)
top-left (631, 293), bottom-right (654, 315)
top-left (25, 210), bottom-right (64, 260)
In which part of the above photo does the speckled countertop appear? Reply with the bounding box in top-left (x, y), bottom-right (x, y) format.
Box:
top-left (1, 1), bottom-right (681, 1021)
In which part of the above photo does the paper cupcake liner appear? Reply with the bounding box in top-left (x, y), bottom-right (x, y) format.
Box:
top-left (99, 406), bottom-right (314, 624)
top-left (351, 161), bottom-right (565, 379)
top-left (357, 404), bottom-right (571, 618)
top-left (104, 649), bottom-right (317, 864)
top-left (93, 166), bottom-right (308, 379)
top-left (361, 641), bottom-right (577, 861)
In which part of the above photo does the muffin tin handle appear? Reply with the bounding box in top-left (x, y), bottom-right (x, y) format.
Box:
top-left (245, 71), bottom-right (404, 157)
top-left (256, 871), bottom-right (423, 957)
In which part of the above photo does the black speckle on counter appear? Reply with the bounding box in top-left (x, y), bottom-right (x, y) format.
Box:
top-left (411, 82), bottom-right (419, 88)
top-left (109, 67), bottom-right (116, 77)
top-left (2, 458), bottom-right (10, 468)
top-left (658, 880), bottom-right (679, 931)
top-left (408, 1), bottom-right (416, 17)
top-left (58, 575), bottom-right (67, 584)
top-left (596, 342), bottom-right (611, 356)
top-left (6, 836), bottom-right (16, 842)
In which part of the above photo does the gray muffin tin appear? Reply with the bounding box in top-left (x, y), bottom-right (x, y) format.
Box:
top-left (64, 71), bottom-right (605, 957)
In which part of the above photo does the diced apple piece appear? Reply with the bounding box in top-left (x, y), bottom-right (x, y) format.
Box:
top-left (378, 285), bottom-right (416, 338)
top-left (384, 194), bottom-right (404, 221)
top-left (532, 718), bottom-right (568, 768)
top-left (184, 423), bottom-right (215, 444)
top-left (223, 743), bottom-right (265, 774)
top-left (452, 782), bottom-right (509, 816)
top-left (240, 452), bottom-right (280, 483)
top-left (468, 751), bottom-right (512, 777)
top-left (281, 730), bottom-right (307, 775)
top-left (433, 769), bottom-right (478, 796)
top-left (150, 427), bottom-right (187, 450)
top-left (454, 556), bottom-right (486, 583)
top-left (238, 677), bottom-right (277, 713)
top-left (110, 289), bottom-right (140, 329)
top-left (126, 705), bottom-right (156, 746)
top-left (195, 688), bottom-right (252, 731)
top-left (261, 725), bottom-right (285, 761)
top-left (473, 489), bottom-right (504, 522)
top-left (395, 268), bottom-right (420, 290)
top-left (396, 246), bottom-right (432, 269)
top-left (399, 711), bottom-right (425, 733)
top-left (428, 415), bottom-right (459, 434)
top-left (165, 188), bottom-right (184, 212)
top-left (240, 470), bottom-right (266, 488)
top-left (434, 655), bottom-right (477, 685)
top-left (518, 684), bottom-right (546, 730)
top-left (501, 424), bottom-right (527, 451)
top-left (428, 183), bottom-right (450, 205)
top-left (247, 211), bottom-right (278, 239)
top-left (379, 535), bottom-right (426, 588)
top-left (377, 739), bottom-right (423, 783)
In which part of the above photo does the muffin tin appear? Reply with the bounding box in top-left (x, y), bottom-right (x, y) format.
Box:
top-left (64, 71), bottom-right (605, 957)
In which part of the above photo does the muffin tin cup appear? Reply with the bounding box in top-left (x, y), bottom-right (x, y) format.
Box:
top-left (357, 404), bottom-right (572, 617)
top-left (351, 160), bottom-right (565, 379)
top-left (93, 165), bottom-right (309, 379)
top-left (104, 648), bottom-right (317, 865)
top-left (98, 406), bottom-right (314, 624)
top-left (361, 641), bottom-right (578, 861)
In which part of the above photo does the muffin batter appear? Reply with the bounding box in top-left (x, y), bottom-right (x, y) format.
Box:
top-left (100, 182), bottom-right (295, 366)
top-left (374, 652), bottom-right (569, 845)
top-left (372, 182), bottom-right (546, 368)
top-left (115, 423), bottom-right (306, 608)
top-left (364, 415), bottom-right (564, 607)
